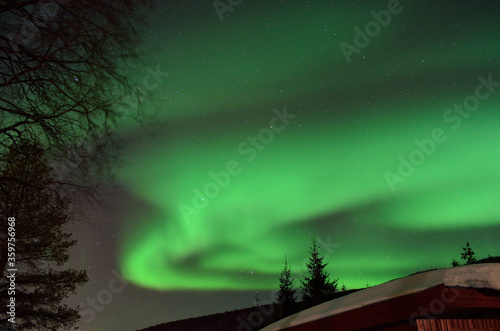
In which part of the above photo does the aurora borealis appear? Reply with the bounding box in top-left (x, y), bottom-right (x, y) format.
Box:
top-left (71, 1), bottom-right (500, 330)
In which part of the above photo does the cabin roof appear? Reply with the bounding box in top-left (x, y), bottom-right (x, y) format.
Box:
top-left (262, 263), bottom-right (500, 331)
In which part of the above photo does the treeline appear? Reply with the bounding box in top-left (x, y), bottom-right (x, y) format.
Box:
top-left (271, 239), bottom-right (499, 321)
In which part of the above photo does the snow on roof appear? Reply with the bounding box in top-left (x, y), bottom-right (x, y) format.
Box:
top-left (261, 263), bottom-right (500, 331)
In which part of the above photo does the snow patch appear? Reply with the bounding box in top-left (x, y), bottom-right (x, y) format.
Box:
top-left (443, 263), bottom-right (500, 290)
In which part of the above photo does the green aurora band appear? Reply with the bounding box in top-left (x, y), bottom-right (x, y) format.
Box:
top-left (117, 1), bottom-right (500, 291)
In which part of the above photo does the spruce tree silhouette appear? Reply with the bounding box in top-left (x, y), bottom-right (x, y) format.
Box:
top-left (461, 241), bottom-right (477, 264)
top-left (276, 255), bottom-right (297, 318)
top-left (301, 239), bottom-right (338, 308)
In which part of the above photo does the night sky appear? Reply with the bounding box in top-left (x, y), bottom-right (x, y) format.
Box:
top-left (67, 1), bottom-right (500, 330)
